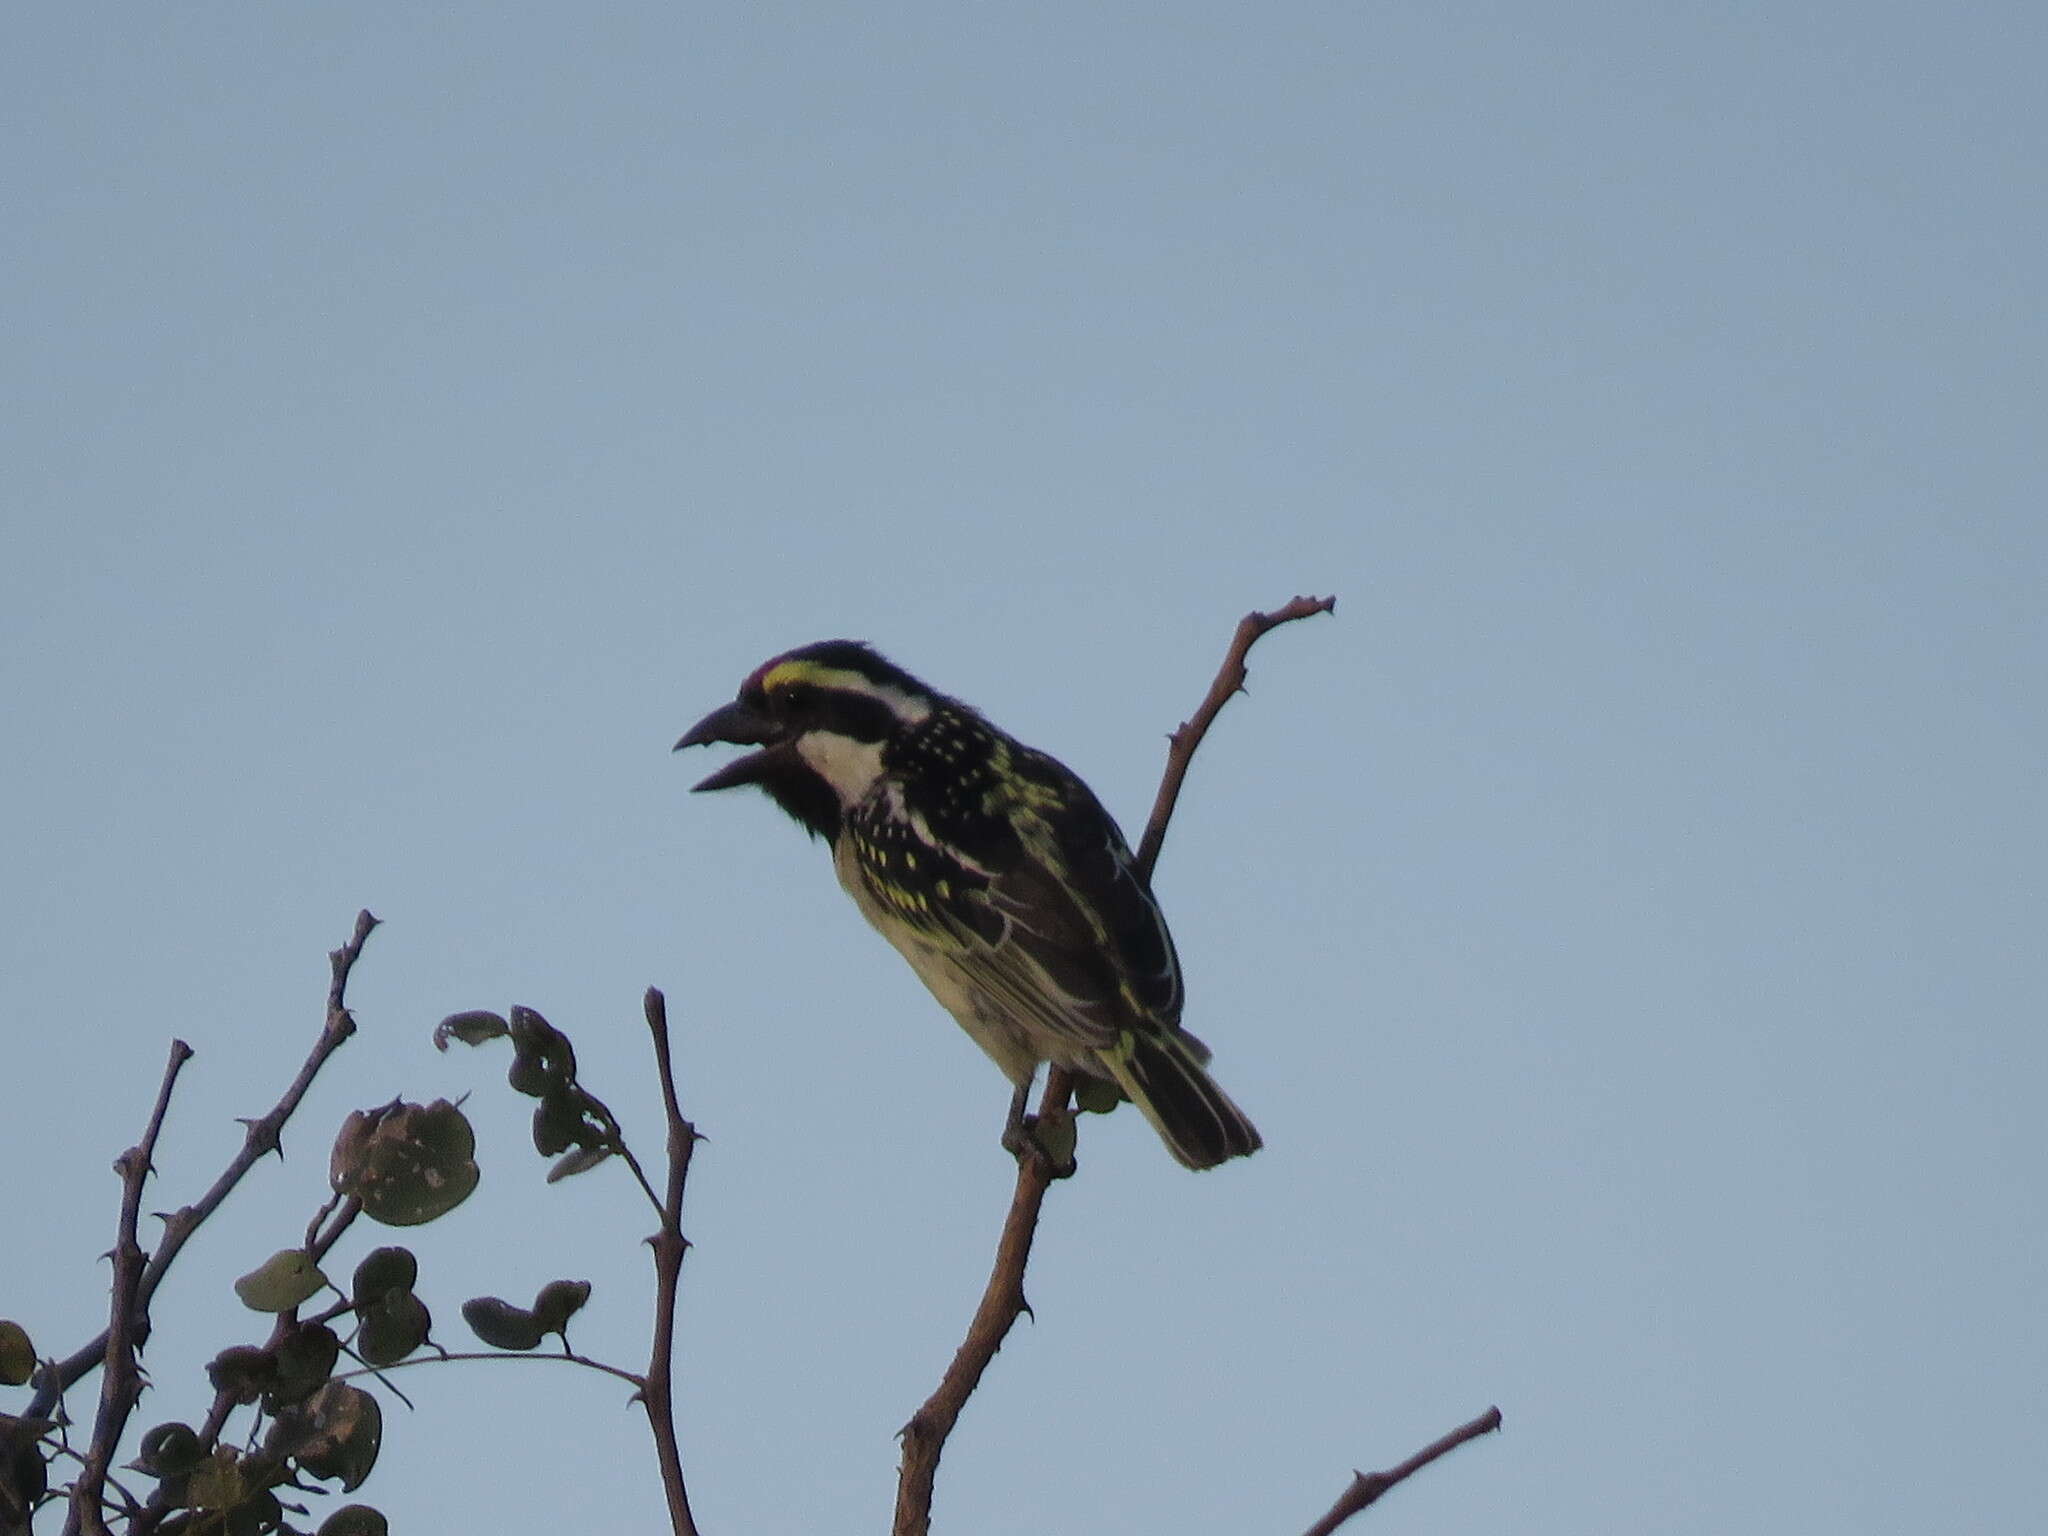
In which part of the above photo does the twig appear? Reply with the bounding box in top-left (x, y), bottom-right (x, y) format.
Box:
top-left (1300, 1406), bottom-right (1503, 1535)
top-left (31, 910), bottom-right (380, 1424)
top-left (339, 1349), bottom-right (647, 1393)
top-left (1136, 594), bottom-right (1335, 876)
top-left (65, 1041), bottom-right (192, 1536)
top-left (587, 1093), bottom-right (668, 1222)
top-left (892, 597), bottom-right (1335, 1536)
top-left (304, 1190), bottom-right (364, 1263)
top-left (638, 988), bottom-right (702, 1536)
top-left (893, 1067), bottom-right (1069, 1536)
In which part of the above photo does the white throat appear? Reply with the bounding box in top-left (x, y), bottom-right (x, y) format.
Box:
top-left (795, 731), bottom-right (889, 807)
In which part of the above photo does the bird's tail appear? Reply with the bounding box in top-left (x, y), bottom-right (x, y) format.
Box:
top-left (1097, 1028), bottom-right (1262, 1171)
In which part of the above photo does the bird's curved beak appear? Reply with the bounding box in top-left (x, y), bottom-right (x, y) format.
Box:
top-left (673, 700), bottom-right (791, 792)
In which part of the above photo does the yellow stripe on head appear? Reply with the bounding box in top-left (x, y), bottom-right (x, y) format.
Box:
top-left (751, 656), bottom-right (935, 725)
top-left (758, 660), bottom-right (874, 696)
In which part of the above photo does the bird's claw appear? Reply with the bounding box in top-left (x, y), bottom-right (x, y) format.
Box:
top-left (1002, 1113), bottom-right (1077, 1179)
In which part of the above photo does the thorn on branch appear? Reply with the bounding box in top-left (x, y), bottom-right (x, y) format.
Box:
top-left (1135, 595), bottom-right (1335, 880)
top-left (1299, 1406), bottom-right (1502, 1536)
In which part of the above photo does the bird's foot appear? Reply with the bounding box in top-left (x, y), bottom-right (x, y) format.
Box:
top-left (1002, 1109), bottom-right (1077, 1180)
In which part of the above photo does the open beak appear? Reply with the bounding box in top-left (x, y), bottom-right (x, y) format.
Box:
top-left (673, 700), bottom-right (792, 792)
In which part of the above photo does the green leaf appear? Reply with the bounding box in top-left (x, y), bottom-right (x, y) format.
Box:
top-left (317, 1505), bottom-right (390, 1536)
top-left (349, 1247), bottom-right (419, 1310)
top-left (185, 1447), bottom-right (250, 1511)
top-left (233, 1249), bottom-right (328, 1313)
top-left (224, 1486), bottom-right (283, 1536)
top-left (547, 1144), bottom-right (613, 1182)
top-left (206, 1345), bottom-right (279, 1405)
top-left (529, 1279), bottom-right (591, 1338)
top-left (433, 1009), bottom-right (509, 1050)
top-left (280, 1382), bottom-right (382, 1492)
top-left (0, 1320), bottom-right (32, 1386)
top-left (0, 1415), bottom-right (49, 1512)
top-left (506, 1006), bottom-right (576, 1097)
top-left (460, 1296), bottom-right (545, 1351)
top-left (331, 1099), bottom-right (480, 1226)
top-left (356, 1291), bottom-right (432, 1368)
top-left (135, 1421), bottom-right (204, 1478)
top-left (530, 1090), bottom-right (582, 1157)
top-left (267, 1324), bottom-right (342, 1409)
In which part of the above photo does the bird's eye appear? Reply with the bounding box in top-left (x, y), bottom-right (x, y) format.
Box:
top-left (778, 683), bottom-right (811, 712)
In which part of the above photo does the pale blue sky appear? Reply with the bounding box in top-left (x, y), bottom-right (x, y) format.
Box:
top-left (4, 5), bottom-right (2043, 1533)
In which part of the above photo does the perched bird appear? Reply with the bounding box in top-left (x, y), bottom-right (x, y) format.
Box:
top-left (675, 640), bottom-right (1262, 1170)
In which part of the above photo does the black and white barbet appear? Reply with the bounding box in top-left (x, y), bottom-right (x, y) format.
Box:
top-left (675, 640), bottom-right (1262, 1170)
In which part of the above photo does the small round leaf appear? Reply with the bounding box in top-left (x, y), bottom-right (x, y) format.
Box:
top-left (233, 1249), bottom-right (328, 1313)
top-left (350, 1247), bottom-right (419, 1310)
top-left (0, 1320), bottom-right (33, 1386)
top-left (317, 1505), bottom-right (390, 1536)
top-left (282, 1382), bottom-right (382, 1491)
top-left (433, 1009), bottom-right (509, 1050)
top-left (135, 1421), bottom-right (205, 1477)
top-left (531, 1091), bottom-right (582, 1157)
top-left (356, 1291), bottom-right (432, 1367)
top-left (530, 1279), bottom-right (591, 1337)
top-left (506, 1006), bottom-right (576, 1096)
top-left (331, 1099), bottom-right (480, 1226)
top-left (185, 1446), bottom-right (249, 1511)
top-left (268, 1323), bottom-right (342, 1409)
top-left (461, 1296), bottom-right (545, 1351)
top-left (206, 1346), bottom-right (278, 1404)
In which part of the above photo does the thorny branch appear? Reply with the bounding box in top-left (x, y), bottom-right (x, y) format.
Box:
top-left (47, 912), bottom-right (378, 1534)
top-left (1137, 593), bottom-right (1337, 875)
top-left (66, 1042), bottom-right (190, 1536)
top-left (638, 987), bottom-right (703, 1536)
top-left (1300, 1407), bottom-right (1504, 1536)
top-left (46, 915), bottom-right (380, 1536)
top-left (32, 911), bottom-right (380, 1429)
top-left (892, 596), bottom-right (1337, 1536)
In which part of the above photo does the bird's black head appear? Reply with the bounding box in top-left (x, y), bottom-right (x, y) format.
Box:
top-left (674, 640), bottom-right (942, 840)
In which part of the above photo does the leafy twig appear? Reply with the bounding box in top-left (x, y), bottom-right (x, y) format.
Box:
top-left (31, 911), bottom-right (380, 1424)
top-left (340, 1349), bottom-right (647, 1393)
top-left (892, 597), bottom-right (1336, 1536)
top-left (1300, 1407), bottom-right (1503, 1535)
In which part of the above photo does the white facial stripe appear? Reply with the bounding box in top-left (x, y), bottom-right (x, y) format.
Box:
top-left (866, 678), bottom-right (933, 725)
top-left (795, 731), bottom-right (889, 805)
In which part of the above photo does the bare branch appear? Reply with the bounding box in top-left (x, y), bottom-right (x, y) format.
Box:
top-left (638, 987), bottom-right (703, 1536)
top-left (66, 1040), bottom-right (191, 1536)
top-left (1136, 594), bottom-right (1335, 877)
top-left (892, 598), bottom-right (1335, 1536)
top-left (1300, 1407), bottom-right (1503, 1536)
top-left (893, 1066), bottom-right (1069, 1536)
